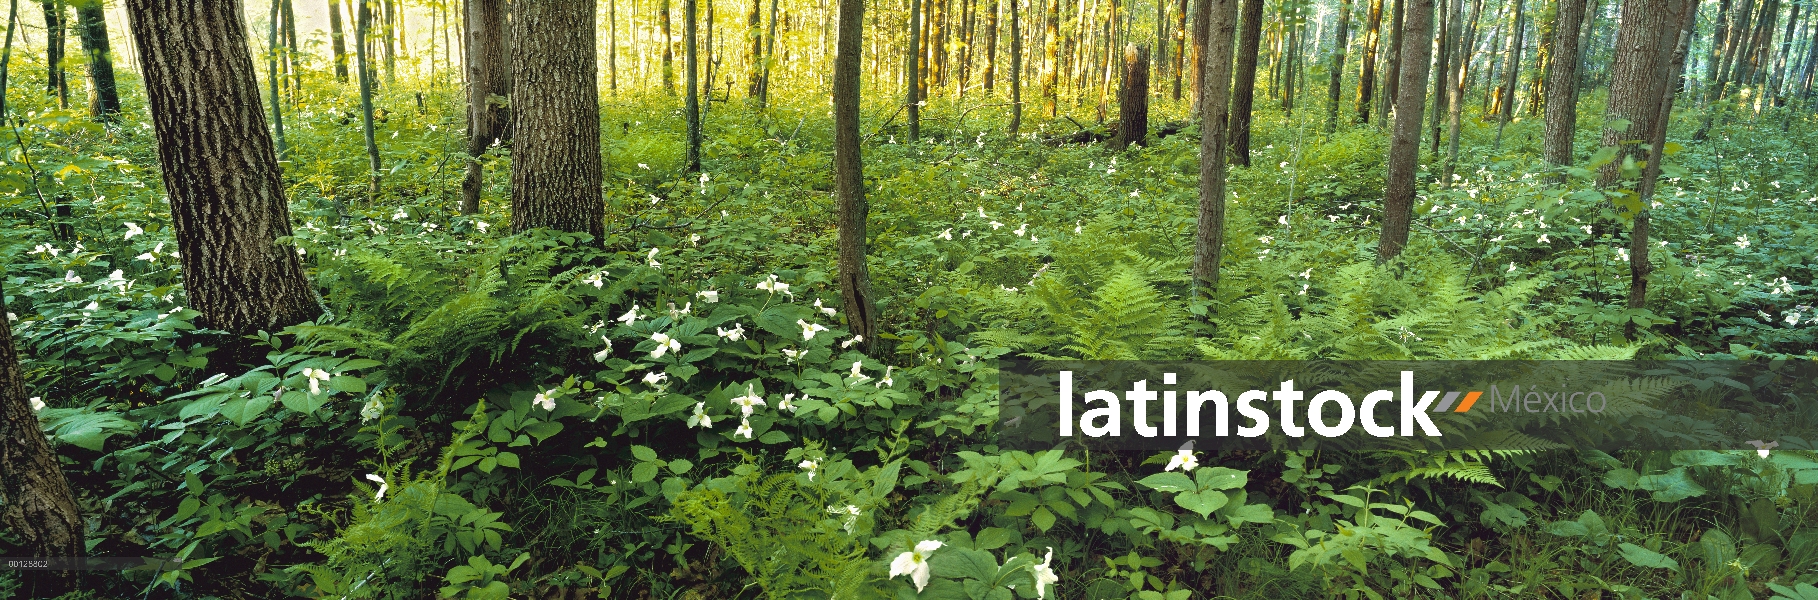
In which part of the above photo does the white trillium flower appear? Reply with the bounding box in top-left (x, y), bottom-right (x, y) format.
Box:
top-left (697, 289), bottom-right (720, 303)
top-left (848, 361), bottom-right (870, 382)
top-left (989, 220), bottom-right (1004, 230)
top-left (533, 388), bottom-right (559, 411)
top-left (365, 473), bottom-right (388, 502)
top-left (667, 302), bottom-right (692, 320)
top-left (64, 270), bottom-right (82, 284)
top-left (841, 335), bottom-right (864, 349)
top-left (815, 299), bottom-right (837, 317)
top-left (797, 319), bottom-right (828, 340)
top-left (643, 371), bottom-right (669, 387)
top-left (756, 274), bottom-right (792, 297)
top-left (647, 248), bottom-right (662, 269)
top-left (124, 222), bottom-right (143, 239)
top-left (937, 228), bottom-right (953, 240)
top-left (688, 402), bottom-right (713, 428)
top-left (829, 504), bottom-right (862, 533)
top-left (361, 395), bottom-right (385, 423)
top-left (1164, 449), bottom-right (1199, 472)
top-left (799, 459), bottom-right (819, 480)
top-left (717, 323), bottom-right (747, 342)
top-left (594, 336), bottom-right (614, 362)
top-left (781, 348), bottom-right (806, 363)
top-left (889, 540), bottom-right (945, 592)
top-left (29, 396), bottom-right (45, 411)
top-left (1013, 223), bottom-right (1027, 237)
top-left (581, 271), bottom-right (607, 288)
top-left (617, 305), bottom-right (641, 325)
top-left (731, 385), bottom-right (767, 416)
top-left (735, 418), bottom-right (755, 439)
top-left (1538, 234), bottom-right (1550, 244)
top-left (650, 332), bottom-right (681, 359)
top-left (1031, 547), bottom-right (1060, 599)
top-left (876, 366), bottom-right (894, 388)
top-left (301, 368), bottom-right (332, 395)
top-left (1736, 235), bottom-right (1751, 249)
top-left (778, 393), bottom-right (798, 413)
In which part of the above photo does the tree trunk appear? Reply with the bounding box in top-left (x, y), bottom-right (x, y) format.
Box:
top-left (1356, 0), bottom-right (1384, 122)
top-left (1378, 0), bottom-right (1434, 262)
top-left (984, 0), bottom-right (998, 94)
top-left (1427, 0), bottom-right (1452, 158)
top-left (42, 1), bottom-right (67, 107)
top-left (1542, 0), bottom-right (1586, 173)
top-left (268, 0), bottom-right (288, 160)
top-left (909, 0), bottom-right (923, 138)
top-left (74, 0), bottom-right (118, 120)
top-left (1192, 0), bottom-right (1236, 297)
top-left (355, 0), bottom-right (382, 196)
top-left (282, 0), bottom-right (299, 93)
top-left (1044, 0), bottom-right (1059, 115)
top-left (685, 0), bottom-right (701, 171)
top-left (381, 0), bottom-right (395, 83)
top-left (1492, 0), bottom-right (1524, 150)
top-left (610, 0), bottom-right (619, 92)
top-left (1381, 0), bottom-right (1404, 123)
top-left (1326, 0), bottom-right (1354, 132)
top-left (1442, 0), bottom-right (1482, 183)
top-left (1189, 0), bottom-right (1211, 112)
top-left (0, 282), bottom-right (85, 597)
top-left (462, 0), bottom-right (509, 214)
top-left (1010, 0), bottom-right (1023, 131)
top-left (662, 0), bottom-right (676, 94)
top-left (1226, 0), bottom-right (1262, 165)
top-left (1706, 0), bottom-right (1732, 101)
top-left (1115, 43), bottom-right (1148, 147)
top-left (511, 0), bottom-right (603, 237)
top-left (1627, 0), bottom-right (1695, 329)
top-left (1770, 0), bottom-right (1798, 101)
top-left (748, 0), bottom-right (762, 96)
top-left (832, 0), bottom-right (874, 347)
top-left (1595, 0), bottom-right (1673, 190)
top-left (1173, 0), bottom-right (1187, 100)
top-left (124, 0), bottom-right (324, 350)
top-left (328, 0), bottom-right (349, 82)
top-left (761, 0), bottom-right (779, 103)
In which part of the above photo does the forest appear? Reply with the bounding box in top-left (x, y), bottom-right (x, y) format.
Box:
top-left (1, 0), bottom-right (1816, 597)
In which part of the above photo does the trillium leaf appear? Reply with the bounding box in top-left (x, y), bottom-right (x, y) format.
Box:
top-left (1136, 472), bottom-right (1194, 493)
top-left (1617, 542), bottom-right (1679, 571)
top-left (1175, 490), bottom-right (1228, 518)
top-left (220, 395), bottom-right (274, 426)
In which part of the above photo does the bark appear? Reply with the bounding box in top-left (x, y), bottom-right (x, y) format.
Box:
top-left (748, 0), bottom-right (762, 96)
top-left (663, 0), bottom-right (676, 94)
top-left (1378, 0), bottom-right (1434, 262)
top-left (1441, 0), bottom-right (1482, 183)
top-left (1044, 0), bottom-right (1059, 115)
top-left (610, 0), bottom-right (619, 92)
top-left (1542, 0), bottom-right (1587, 172)
top-left (1191, 0), bottom-right (1236, 297)
top-left (462, 0), bottom-right (510, 214)
top-left (1494, 0), bottom-right (1523, 124)
top-left (268, 0), bottom-right (288, 160)
top-left (686, 0), bottom-right (701, 171)
top-left (1801, 1), bottom-right (1818, 98)
top-left (282, 0), bottom-right (298, 93)
top-left (1706, 0), bottom-right (1732, 101)
top-left (832, 0), bottom-right (875, 347)
top-left (1628, 0), bottom-right (1696, 325)
top-left (74, 0), bottom-right (118, 120)
top-left (1010, 0), bottom-right (1023, 131)
top-left (511, 0), bottom-right (603, 237)
top-left (1115, 43), bottom-right (1149, 148)
top-left (0, 282), bottom-right (84, 597)
top-left (1427, 0), bottom-right (1453, 158)
top-left (124, 0), bottom-right (324, 349)
top-left (1189, 0), bottom-right (1211, 112)
top-left (329, 0), bottom-right (349, 82)
top-left (355, 0), bottom-right (381, 196)
top-left (1226, 0), bottom-right (1262, 165)
top-left (1173, 0), bottom-right (1187, 99)
top-left (1595, 0), bottom-right (1673, 190)
top-left (984, 0), bottom-right (998, 94)
top-left (1326, 0), bottom-right (1354, 132)
top-left (1770, 0), bottom-right (1797, 100)
top-left (761, 0), bottom-right (779, 103)
top-left (909, 0), bottom-right (923, 138)
top-left (42, 0), bottom-right (66, 107)
top-left (1356, 0), bottom-right (1384, 122)
top-left (1381, 0), bottom-right (1404, 122)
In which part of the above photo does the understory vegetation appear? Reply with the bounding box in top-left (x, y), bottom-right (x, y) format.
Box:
top-left (5, 48), bottom-right (1818, 600)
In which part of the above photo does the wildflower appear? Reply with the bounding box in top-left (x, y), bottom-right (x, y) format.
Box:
top-left (64, 270), bottom-right (82, 284)
top-left (989, 220), bottom-right (1004, 230)
top-left (29, 397), bottom-right (45, 411)
top-left (1747, 439), bottom-right (1779, 458)
top-left (1014, 223), bottom-right (1028, 237)
top-left (476, 221), bottom-right (490, 233)
top-left (977, 206), bottom-right (988, 218)
top-left (1582, 225), bottom-right (1594, 235)
top-left (1787, 312), bottom-right (1802, 326)
top-left (815, 298), bottom-right (837, 317)
top-left (717, 323), bottom-right (747, 342)
top-left (533, 388), bottom-right (559, 411)
top-left (889, 540), bottom-right (944, 592)
top-left (731, 385), bottom-right (767, 416)
top-left (962, 230), bottom-right (972, 238)
top-left (797, 319), bottom-right (828, 340)
top-left (1736, 235), bottom-right (1751, 249)
top-left (361, 395), bottom-right (385, 423)
top-left (650, 332), bottom-right (682, 359)
top-left (1130, 190), bottom-right (1140, 198)
top-left (647, 248), bottom-right (662, 269)
top-left (1074, 220), bottom-right (1082, 234)
top-left (687, 402), bottom-right (713, 428)
top-left (617, 305), bottom-right (641, 324)
top-left (848, 361), bottom-right (870, 383)
top-left (1538, 234), bottom-right (1550, 244)
top-left (735, 418), bottom-right (755, 439)
top-left (876, 366), bottom-right (894, 388)
top-left (778, 393), bottom-right (798, 413)
top-left (697, 289), bottom-right (720, 303)
top-left (756, 274), bottom-right (792, 297)
top-left (581, 271), bottom-right (607, 288)
top-left (301, 368), bottom-right (332, 395)
top-left (1164, 449), bottom-right (1199, 472)
top-left (798, 459), bottom-right (819, 480)
top-left (829, 504), bottom-right (862, 533)
top-left (33, 244), bottom-right (60, 256)
top-left (365, 474), bottom-right (388, 502)
top-left (1031, 547), bottom-right (1060, 599)
top-left (124, 222), bottom-right (143, 239)
top-left (781, 348), bottom-right (806, 363)
top-left (841, 335), bottom-right (864, 349)
top-left (82, 301), bottom-right (99, 313)
top-left (392, 208), bottom-right (408, 220)
top-left (667, 302), bottom-right (692, 319)
top-left (643, 371), bottom-right (669, 387)
top-left (638, 163), bottom-right (649, 169)
top-left (1299, 268), bottom-right (1312, 279)
top-left (937, 228), bottom-right (953, 240)
top-left (1507, 262), bottom-right (1517, 273)
top-left (1278, 215), bottom-right (1289, 225)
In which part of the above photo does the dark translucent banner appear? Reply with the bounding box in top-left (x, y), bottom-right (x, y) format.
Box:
top-left (0, 557), bottom-right (179, 571)
top-left (996, 361), bottom-right (1818, 453)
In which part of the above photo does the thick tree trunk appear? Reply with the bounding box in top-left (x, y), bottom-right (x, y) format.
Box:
top-left (124, 0), bottom-right (323, 350)
top-left (0, 282), bottom-right (85, 599)
top-left (1441, 0), bottom-right (1483, 182)
top-left (1044, 0), bottom-right (1059, 115)
top-left (1492, 0), bottom-right (1524, 150)
top-left (511, 0), bottom-right (603, 237)
top-left (1628, 0), bottom-right (1695, 326)
top-left (909, 0), bottom-right (923, 138)
top-left (1595, 0), bottom-right (1673, 190)
top-left (685, 0), bottom-right (701, 170)
top-left (1542, 0), bottom-right (1586, 172)
top-left (1381, 0), bottom-right (1404, 123)
top-left (355, 0), bottom-right (381, 196)
top-left (1356, 0), bottom-right (1384, 123)
top-left (1326, 0), bottom-right (1354, 132)
top-left (748, 0), bottom-right (762, 96)
top-left (1189, 0), bottom-right (1211, 112)
top-left (832, 0), bottom-right (874, 347)
top-left (74, 0), bottom-right (118, 120)
top-left (328, 0), bottom-right (349, 82)
top-left (461, 0), bottom-right (510, 214)
top-left (1378, 0), bottom-right (1433, 262)
top-left (1173, 0), bottom-right (1187, 100)
top-left (1009, 0), bottom-right (1023, 131)
top-left (1115, 43), bottom-right (1149, 148)
top-left (1226, 0), bottom-right (1262, 166)
top-left (42, 1), bottom-right (66, 107)
top-left (1191, 0), bottom-right (1236, 297)
top-left (984, 0), bottom-right (998, 94)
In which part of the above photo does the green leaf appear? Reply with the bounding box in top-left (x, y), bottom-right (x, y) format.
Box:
top-left (974, 527), bottom-right (1013, 551)
top-left (1617, 543), bottom-right (1679, 571)
top-left (523, 420), bottom-right (564, 443)
top-left (1030, 506), bottom-right (1056, 531)
top-left (178, 395), bottom-right (226, 420)
top-left (496, 452), bottom-right (520, 469)
top-left (279, 390), bottom-right (325, 415)
top-left (631, 445), bottom-right (658, 462)
top-left (632, 462), bottom-right (661, 483)
top-left (329, 375), bottom-right (367, 394)
top-left (1196, 467), bottom-right (1248, 490)
top-left (1226, 503), bottom-right (1274, 525)
top-left (220, 394), bottom-right (274, 426)
top-left (1636, 468), bottom-right (1706, 502)
top-left (667, 459), bottom-right (694, 474)
top-left (758, 430), bottom-right (790, 444)
top-left (1136, 472), bottom-right (1195, 493)
top-left (1174, 490), bottom-right (1228, 518)
top-left (931, 547), bottom-right (998, 581)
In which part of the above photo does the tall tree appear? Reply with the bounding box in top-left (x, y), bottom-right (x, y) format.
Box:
top-left (42, 1), bottom-right (67, 107)
top-left (984, 0), bottom-right (998, 94)
top-left (1189, 0), bottom-right (1212, 112)
top-left (355, 0), bottom-right (381, 196)
top-left (832, 0), bottom-right (875, 345)
top-left (1356, 0), bottom-right (1384, 122)
top-left (1491, 0), bottom-right (1523, 150)
top-left (268, 0), bottom-right (289, 160)
top-left (461, 0), bottom-right (510, 214)
top-left (1427, 0), bottom-right (1454, 157)
top-left (1226, 0), bottom-right (1263, 166)
top-left (1326, 0), bottom-right (1354, 132)
top-left (1044, 0), bottom-right (1059, 115)
top-left (1626, 0), bottom-right (1696, 328)
top-left (1441, 0), bottom-right (1483, 183)
top-left (1379, 0), bottom-right (1404, 123)
top-left (1009, 0), bottom-right (1024, 131)
top-left (1173, 0), bottom-right (1187, 99)
top-left (124, 0), bottom-right (324, 351)
top-left (1192, 0), bottom-right (1237, 297)
top-left (909, 0), bottom-right (923, 138)
top-left (685, 0), bottom-right (702, 171)
top-left (328, 0), bottom-right (349, 82)
top-left (1595, 0), bottom-right (1675, 190)
top-left (1542, 0), bottom-right (1587, 174)
top-left (0, 284), bottom-right (85, 597)
top-left (663, 0), bottom-right (676, 94)
top-left (74, 0), bottom-right (118, 120)
top-left (1378, 0), bottom-right (1434, 261)
top-left (748, 0), bottom-right (763, 96)
top-left (511, 0), bottom-right (604, 237)
top-left (761, 0), bottom-right (780, 103)
top-left (1115, 43), bottom-right (1149, 148)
